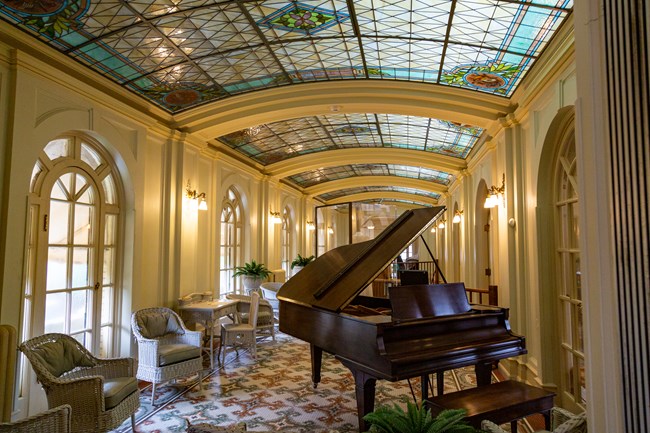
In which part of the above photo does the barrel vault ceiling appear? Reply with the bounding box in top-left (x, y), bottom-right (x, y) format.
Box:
top-left (0, 0), bottom-right (573, 206)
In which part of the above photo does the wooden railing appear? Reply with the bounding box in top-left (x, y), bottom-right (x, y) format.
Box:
top-left (370, 260), bottom-right (499, 306)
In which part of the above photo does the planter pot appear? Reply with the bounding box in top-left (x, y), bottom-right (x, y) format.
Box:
top-left (242, 276), bottom-right (264, 294)
top-left (291, 266), bottom-right (304, 277)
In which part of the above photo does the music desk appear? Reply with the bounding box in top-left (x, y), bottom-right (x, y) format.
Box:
top-left (178, 299), bottom-right (238, 369)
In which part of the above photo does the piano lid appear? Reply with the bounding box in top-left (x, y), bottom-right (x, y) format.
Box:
top-left (277, 206), bottom-right (445, 313)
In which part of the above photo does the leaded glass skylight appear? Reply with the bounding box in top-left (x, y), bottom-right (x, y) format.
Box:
top-left (0, 0), bottom-right (573, 113)
top-left (289, 164), bottom-right (453, 188)
top-left (218, 113), bottom-right (483, 165)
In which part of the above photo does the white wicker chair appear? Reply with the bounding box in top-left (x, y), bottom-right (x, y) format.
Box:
top-left (0, 404), bottom-right (71, 433)
top-left (225, 293), bottom-right (275, 341)
top-left (19, 334), bottom-right (139, 433)
top-left (259, 282), bottom-right (282, 320)
top-left (221, 292), bottom-right (261, 364)
top-left (131, 307), bottom-right (204, 404)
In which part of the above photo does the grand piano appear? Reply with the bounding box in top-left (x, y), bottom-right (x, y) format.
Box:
top-left (277, 207), bottom-right (526, 431)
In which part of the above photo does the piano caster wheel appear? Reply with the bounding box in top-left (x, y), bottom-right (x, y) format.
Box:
top-left (312, 382), bottom-right (318, 389)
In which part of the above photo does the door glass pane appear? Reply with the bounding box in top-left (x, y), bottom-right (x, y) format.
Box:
top-left (50, 180), bottom-right (68, 200)
top-left (70, 289), bottom-right (90, 333)
top-left (49, 201), bottom-right (69, 244)
top-left (103, 248), bottom-right (113, 284)
top-left (80, 143), bottom-right (102, 169)
top-left (71, 247), bottom-right (90, 288)
top-left (75, 174), bottom-right (88, 197)
top-left (44, 139), bottom-right (70, 160)
top-left (102, 175), bottom-right (116, 205)
top-left (104, 214), bottom-right (116, 245)
top-left (74, 204), bottom-right (92, 245)
top-left (101, 287), bottom-right (112, 324)
top-left (47, 247), bottom-right (68, 290)
top-left (44, 292), bottom-right (66, 333)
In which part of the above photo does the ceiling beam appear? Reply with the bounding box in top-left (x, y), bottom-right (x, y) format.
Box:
top-left (305, 176), bottom-right (445, 196)
top-left (266, 148), bottom-right (466, 178)
top-left (324, 191), bottom-right (438, 207)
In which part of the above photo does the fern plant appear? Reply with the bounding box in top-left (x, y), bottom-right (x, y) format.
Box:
top-left (363, 401), bottom-right (478, 433)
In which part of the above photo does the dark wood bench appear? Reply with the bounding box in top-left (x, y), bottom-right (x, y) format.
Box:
top-left (426, 380), bottom-right (555, 433)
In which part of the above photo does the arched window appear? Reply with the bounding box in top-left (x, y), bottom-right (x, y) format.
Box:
top-left (220, 187), bottom-right (242, 295)
top-left (554, 130), bottom-right (585, 410)
top-left (281, 207), bottom-right (291, 278)
top-left (24, 135), bottom-right (123, 357)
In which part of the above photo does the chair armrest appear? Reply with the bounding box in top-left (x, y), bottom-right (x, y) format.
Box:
top-left (134, 338), bottom-right (161, 365)
top-left (45, 376), bottom-right (105, 414)
top-left (92, 356), bottom-right (136, 379)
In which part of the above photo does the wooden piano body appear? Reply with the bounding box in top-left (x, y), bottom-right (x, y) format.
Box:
top-left (277, 207), bottom-right (526, 431)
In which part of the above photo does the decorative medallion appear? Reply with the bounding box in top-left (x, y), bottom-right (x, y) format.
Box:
top-left (258, 2), bottom-right (349, 35)
top-left (437, 120), bottom-right (482, 136)
top-left (440, 62), bottom-right (522, 95)
top-left (333, 125), bottom-right (373, 135)
top-left (0, 0), bottom-right (89, 37)
top-left (140, 82), bottom-right (226, 111)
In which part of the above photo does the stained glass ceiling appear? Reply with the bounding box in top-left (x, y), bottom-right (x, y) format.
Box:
top-left (218, 113), bottom-right (483, 165)
top-left (0, 0), bottom-right (573, 113)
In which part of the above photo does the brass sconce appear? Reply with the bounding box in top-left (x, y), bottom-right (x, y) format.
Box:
top-left (452, 210), bottom-right (463, 224)
top-left (484, 173), bottom-right (506, 208)
top-left (306, 220), bottom-right (315, 230)
top-left (185, 180), bottom-right (207, 211)
top-left (269, 211), bottom-right (282, 224)
top-left (327, 226), bottom-right (334, 235)
top-left (437, 219), bottom-right (446, 229)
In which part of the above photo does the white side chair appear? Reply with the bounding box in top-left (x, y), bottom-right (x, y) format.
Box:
top-left (131, 307), bottom-right (204, 404)
top-left (221, 291), bottom-right (261, 364)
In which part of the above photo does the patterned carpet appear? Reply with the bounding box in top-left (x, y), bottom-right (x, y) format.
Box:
top-left (113, 332), bottom-right (495, 433)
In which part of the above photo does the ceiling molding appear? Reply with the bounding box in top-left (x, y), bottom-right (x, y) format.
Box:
top-left (175, 80), bottom-right (515, 139)
top-left (305, 176), bottom-right (446, 196)
top-left (265, 148), bottom-right (466, 178)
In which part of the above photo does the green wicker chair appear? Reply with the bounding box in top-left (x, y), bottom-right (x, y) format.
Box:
top-left (19, 334), bottom-right (139, 433)
top-left (0, 404), bottom-right (71, 433)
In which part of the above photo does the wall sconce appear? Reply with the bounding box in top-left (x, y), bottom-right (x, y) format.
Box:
top-left (366, 223), bottom-right (375, 230)
top-left (484, 173), bottom-right (506, 208)
top-left (269, 211), bottom-right (282, 224)
top-left (185, 180), bottom-right (208, 211)
top-left (452, 210), bottom-right (463, 224)
top-left (430, 227), bottom-right (436, 233)
top-left (437, 219), bottom-right (446, 229)
top-left (327, 226), bottom-right (334, 235)
top-left (306, 220), bottom-right (315, 230)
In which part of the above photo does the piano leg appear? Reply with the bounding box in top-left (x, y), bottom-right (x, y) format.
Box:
top-left (346, 367), bottom-right (377, 433)
top-left (421, 375), bottom-right (429, 401)
top-left (475, 361), bottom-right (493, 386)
top-left (310, 344), bottom-right (322, 388)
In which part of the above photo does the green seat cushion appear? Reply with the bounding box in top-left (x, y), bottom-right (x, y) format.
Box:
top-left (136, 312), bottom-right (183, 338)
top-left (103, 376), bottom-right (138, 409)
top-left (240, 311), bottom-right (273, 325)
top-left (158, 343), bottom-right (201, 366)
top-left (31, 338), bottom-right (94, 377)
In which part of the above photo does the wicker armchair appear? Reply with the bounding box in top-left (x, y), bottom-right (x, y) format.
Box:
top-left (19, 334), bottom-right (139, 433)
top-left (226, 293), bottom-right (276, 341)
top-left (0, 404), bottom-right (71, 433)
top-left (131, 307), bottom-right (204, 404)
top-left (259, 282), bottom-right (282, 320)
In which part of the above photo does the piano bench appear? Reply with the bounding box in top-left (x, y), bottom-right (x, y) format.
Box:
top-left (425, 380), bottom-right (555, 433)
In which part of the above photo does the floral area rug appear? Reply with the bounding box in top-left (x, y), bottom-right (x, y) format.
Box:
top-left (113, 332), bottom-right (496, 433)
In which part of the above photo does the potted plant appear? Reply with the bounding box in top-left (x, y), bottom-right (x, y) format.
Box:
top-left (363, 401), bottom-right (478, 433)
top-left (290, 254), bottom-right (315, 276)
top-left (233, 260), bottom-right (272, 294)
